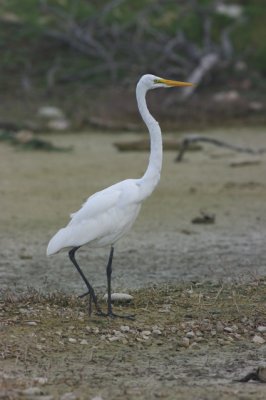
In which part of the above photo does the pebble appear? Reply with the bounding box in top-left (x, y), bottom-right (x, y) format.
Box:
top-left (181, 337), bottom-right (190, 348)
top-left (21, 387), bottom-right (42, 395)
top-left (60, 393), bottom-right (77, 400)
top-left (103, 293), bottom-right (133, 303)
top-left (108, 336), bottom-right (121, 342)
top-left (33, 377), bottom-right (48, 385)
top-left (142, 330), bottom-right (151, 336)
top-left (26, 321), bottom-right (38, 326)
top-left (252, 335), bottom-right (265, 344)
top-left (141, 335), bottom-right (150, 341)
top-left (190, 342), bottom-right (201, 350)
top-left (195, 330), bottom-right (203, 337)
top-left (186, 331), bottom-right (195, 338)
top-left (152, 329), bottom-right (162, 337)
top-left (224, 326), bottom-right (233, 333)
top-left (120, 325), bottom-right (130, 333)
top-left (257, 326), bottom-right (266, 333)
top-left (80, 339), bottom-right (88, 345)
top-left (68, 338), bottom-right (77, 344)
top-left (234, 333), bottom-right (242, 340)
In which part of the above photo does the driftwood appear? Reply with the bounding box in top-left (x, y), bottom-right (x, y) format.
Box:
top-left (175, 134), bottom-right (266, 162)
top-left (114, 138), bottom-right (202, 152)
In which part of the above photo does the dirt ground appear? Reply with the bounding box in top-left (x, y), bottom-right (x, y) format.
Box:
top-left (0, 127), bottom-right (266, 399)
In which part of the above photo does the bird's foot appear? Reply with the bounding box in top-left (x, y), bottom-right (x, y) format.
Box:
top-left (78, 291), bottom-right (104, 317)
top-left (96, 311), bottom-right (135, 320)
top-left (78, 290), bottom-right (90, 299)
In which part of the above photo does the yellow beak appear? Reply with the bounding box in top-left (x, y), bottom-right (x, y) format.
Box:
top-left (159, 78), bottom-right (193, 87)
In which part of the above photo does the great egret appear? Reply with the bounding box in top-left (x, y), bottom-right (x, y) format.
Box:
top-left (47, 74), bottom-right (192, 318)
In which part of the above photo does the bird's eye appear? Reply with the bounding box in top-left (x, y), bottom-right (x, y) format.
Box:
top-left (154, 79), bottom-right (160, 84)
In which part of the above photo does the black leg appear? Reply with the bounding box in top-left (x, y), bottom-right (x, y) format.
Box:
top-left (69, 247), bottom-right (103, 316)
top-left (105, 246), bottom-right (135, 320)
top-left (106, 246), bottom-right (114, 315)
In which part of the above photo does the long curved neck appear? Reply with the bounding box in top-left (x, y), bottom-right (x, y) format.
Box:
top-left (136, 82), bottom-right (163, 199)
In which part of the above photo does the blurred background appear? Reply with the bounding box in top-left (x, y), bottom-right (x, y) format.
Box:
top-left (0, 0), bottom-right (266, 131)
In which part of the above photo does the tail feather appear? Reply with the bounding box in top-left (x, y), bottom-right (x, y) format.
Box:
top-left (46, 228), bottom-right (71, 256)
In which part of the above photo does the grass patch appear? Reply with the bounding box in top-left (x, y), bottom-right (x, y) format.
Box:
top-left (1, 280), bottom-right (265, 399)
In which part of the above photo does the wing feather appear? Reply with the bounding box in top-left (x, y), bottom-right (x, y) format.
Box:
top-left (69, 186), bottom-right (121, 226)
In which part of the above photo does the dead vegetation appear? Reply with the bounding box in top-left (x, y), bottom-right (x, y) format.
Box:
top-left (1, 280), bottom-right (266, 399)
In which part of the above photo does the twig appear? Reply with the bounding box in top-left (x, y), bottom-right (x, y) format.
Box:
top-left (175, 134), bottom-right (266, 162)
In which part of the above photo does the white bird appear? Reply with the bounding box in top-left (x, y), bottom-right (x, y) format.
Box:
top-left (47, 74), bottom-right (193, 318)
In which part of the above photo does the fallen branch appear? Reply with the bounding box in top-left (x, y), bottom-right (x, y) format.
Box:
top-left (175, 134), bottom-right (266, 162)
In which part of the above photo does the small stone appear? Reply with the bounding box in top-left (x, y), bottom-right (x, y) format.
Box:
top-left (33, 377), bottom-right (48, 385)
top-left (68, 338), bottom-right (77, 344)
top-left (142, 335), bottom-right (150, 340)
top-left (257, 326), bottom-right (266, 333)
top-left (186, 331), bottom-right (195, 338)
top-left (26, 321), bottom-right (38, 326)
top-left (142, 330), bottom-right (151, 336)
top-left (60, 393), bottom-right (77, 400)
top-left (152, 329), bottom-right (162, 337)
top-left (224, 326), bottom-right (233, 333)
top-left (80, 339), bottom-right (88, 345)
top-left (234, 333), bottom-right (242, 340)
top-left (181, 337), bottom-right (190, 348)
top-left (252, 335), bottom-right (265, 344)
top-left (195, 330), bottom-right (203, 337)
top-left (190, 342), bottom-right (200, 349)
top-left (21, 387), bottom-right (42, 395)
top-left (103, 293), bottom-right (133, 303)
top-left (120, 325), bottom-right (130, 333)
top-left (108, 336), bottom-right (121, 342)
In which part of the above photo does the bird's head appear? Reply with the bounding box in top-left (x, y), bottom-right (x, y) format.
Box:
top-left (139, 74), bottom-right (193, 90)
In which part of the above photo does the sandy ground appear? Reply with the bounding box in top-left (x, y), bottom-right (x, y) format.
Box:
top-left (1, 127), bottom-right (266, 399)
top-left (0, 127), bottom-right (266, 293)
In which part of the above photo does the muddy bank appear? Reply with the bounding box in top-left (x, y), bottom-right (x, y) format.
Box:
top-left (0, 127), bottom-right (266, 294)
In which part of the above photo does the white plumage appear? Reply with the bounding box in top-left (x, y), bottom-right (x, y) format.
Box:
top-left (47, 179), bottom-right (142, 254)
top-left (46, 74), bottom-right (192, 318)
